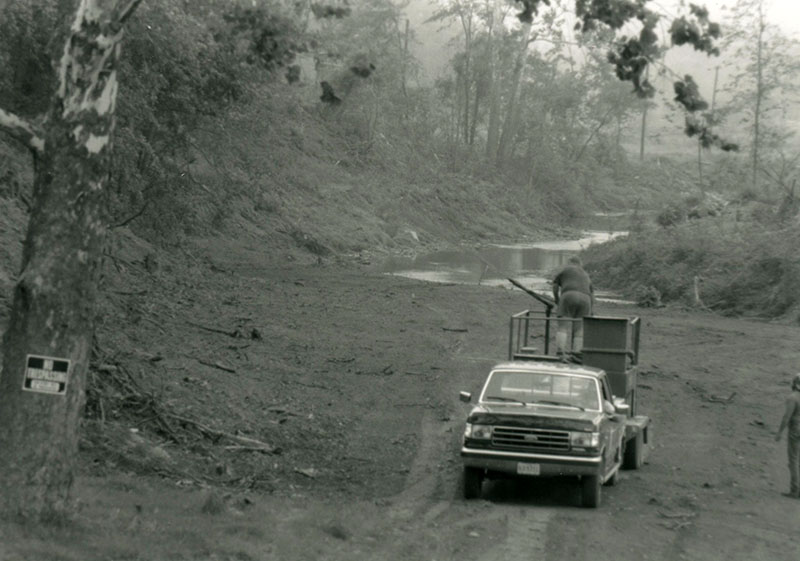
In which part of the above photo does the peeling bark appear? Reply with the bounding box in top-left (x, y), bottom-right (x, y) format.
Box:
top-left (0, 0), bottom-right (142, 521)
top-left (0, 108), bottom-right (45, 155)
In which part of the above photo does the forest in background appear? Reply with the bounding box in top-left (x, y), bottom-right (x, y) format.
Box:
top-left (0, 0), bottom-right (798, 319)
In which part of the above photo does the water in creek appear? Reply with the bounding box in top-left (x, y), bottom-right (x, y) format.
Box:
top-left (380, 229), bottom-right (629, 302)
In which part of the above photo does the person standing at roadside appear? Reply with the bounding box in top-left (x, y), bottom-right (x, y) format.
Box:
top-left (552, 256), bottom-right (593, 355)
top-left (775, 373), bottom-right (800, 498)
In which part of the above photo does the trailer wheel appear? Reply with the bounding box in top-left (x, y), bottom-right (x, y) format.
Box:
top-left (463, 467), bottom-right (484, 500)
top-left (623, 430), bottom-right (644, 470)
top-left (581, 474), bottom-right (601, 508)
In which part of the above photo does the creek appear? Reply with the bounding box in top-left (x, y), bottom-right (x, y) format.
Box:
top-left (380, 215), bottom-right (632, 303)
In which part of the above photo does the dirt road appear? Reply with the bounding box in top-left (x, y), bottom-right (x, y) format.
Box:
top-left (1, 237), bottom-right (799, 560)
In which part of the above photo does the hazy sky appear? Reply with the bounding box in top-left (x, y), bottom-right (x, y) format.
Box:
top-left (404, 0), bottom-right (800, 154)
top-left (406, 0), bottom-right (800, 83)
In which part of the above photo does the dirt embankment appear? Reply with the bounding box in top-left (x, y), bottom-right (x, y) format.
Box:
top-left (2, 231), bottom-right (799, 560)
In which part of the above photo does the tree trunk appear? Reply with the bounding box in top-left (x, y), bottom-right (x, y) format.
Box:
top-left (699, 66), bottom-right (720, 191)
top-left (752, 0), bottom-right (764, 192)
top-left (0, 0), bottom-right (141, 521)
top-left (484, 0), bottom-right (503, 164)
top-left (463, 61), bottom-right (471, 143)
top-left (639, 66), bottom-right (649, 161)
top-left (525, 134), bottom-right (536, 190)
top-left (574, 106), bottom-right (614, 162)
top-left (697, 140), bottom-right (703, 182)
top-left (454, 69), bottom-right (465, 144)
top-left (496, 24), bottom-right (533, 168)
top-left (469, 80), bottom-right (483, 146)
top-left (400, 18), bottom-right (410, 122)
top-left (459, 14), bottom-right (473, 145)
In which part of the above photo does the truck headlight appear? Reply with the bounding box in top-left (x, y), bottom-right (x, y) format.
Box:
top-left (464, 424), bottom-right (493, 440)
top-left (570, 431), bottom-right (599, 448)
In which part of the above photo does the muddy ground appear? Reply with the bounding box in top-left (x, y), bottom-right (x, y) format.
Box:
top-left (1, 233), bottom-right (799, 561)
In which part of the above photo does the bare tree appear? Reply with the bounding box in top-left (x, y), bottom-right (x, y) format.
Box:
top-left (723, 0), bottom-right (800, 193)
top-left (0, 0), bottom-right (143, 521)
top-left (483, 0), bottom-right (504, 163)
top-left (495, 21), bottom-right (534, 168)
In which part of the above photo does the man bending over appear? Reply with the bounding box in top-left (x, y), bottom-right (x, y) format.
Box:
top-left (552, 256), bottom-right (594, 355)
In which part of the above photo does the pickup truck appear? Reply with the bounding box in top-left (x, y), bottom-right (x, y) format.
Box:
top-left (459, 311), bottom-right (651, 508)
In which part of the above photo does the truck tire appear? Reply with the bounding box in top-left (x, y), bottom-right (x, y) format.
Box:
top-left (623, 430), bottom-right (644, 470)
top-left (581, 474), bottom-right (601, 508)
top-left (463, 467), bottom-right (483, 500)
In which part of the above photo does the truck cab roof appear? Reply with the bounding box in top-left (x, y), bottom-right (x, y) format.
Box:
top-left (490, 360), bottom-right (606, 379)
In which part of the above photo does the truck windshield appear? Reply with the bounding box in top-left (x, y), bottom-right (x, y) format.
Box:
top-left (481, 371), bottom-right (600, 411)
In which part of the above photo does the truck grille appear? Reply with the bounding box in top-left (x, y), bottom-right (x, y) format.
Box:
top-left (491, 426), bottom-right (570, 451)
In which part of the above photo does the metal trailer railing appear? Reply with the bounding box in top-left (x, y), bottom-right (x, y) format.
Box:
top-left (508, 310), bottom-right (641, 369)
top-left (508, 309), bottom-right (581, 361)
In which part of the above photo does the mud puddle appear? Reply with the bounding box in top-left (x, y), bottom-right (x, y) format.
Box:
top-left (380, 231), bottom-right (630, 303)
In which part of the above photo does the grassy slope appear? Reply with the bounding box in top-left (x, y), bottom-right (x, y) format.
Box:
top-left (583, 207), bottom-right (800, 321)
top-left (0, 82), bottom-right (566, 294)
top-left (176, 84), bottom-right (565, 268)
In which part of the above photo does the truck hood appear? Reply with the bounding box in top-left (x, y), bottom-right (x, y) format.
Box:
top-left (467, 404), bottom-right (601, 431)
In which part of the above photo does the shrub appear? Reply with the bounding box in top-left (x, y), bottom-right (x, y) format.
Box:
top-left (584, 218), bottom-right (800, 319)
top-left (634, 285), bottom-right (662, 308)
top-left (656, 203), bottom-right (686, 228)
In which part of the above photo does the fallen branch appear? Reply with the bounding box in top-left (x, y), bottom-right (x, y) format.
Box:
top-left (19, 193), bottom-right (31, 213)
top-left (112, 289), bottom-right (148, 296)
top-left (703, 392), bottom-right (736, 404)
top-left (196, 358), bottom-right (236, 373)
top-left (113, 200), bottom-right (150, 229)
top-left (658, 511), bottom-right (698, 519)
top-left (223, 445), bottom-right (275, 453)
top-left (167, 413), bottom-right (276, 453)
top-left (294, 467), bottom-right (319, 478)
top-left (187, 321), bottom-right (238, 337)
top-left (114, 0), bottom-right (146, 26)
top-left (289, 380), bottom-right (330, 390)
top-left (442, 327), bottom-right (468, 333)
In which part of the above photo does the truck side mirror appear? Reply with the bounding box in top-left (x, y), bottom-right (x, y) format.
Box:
top-left (459, 391), bottom-right (472, 403)
top-left (603, 400), bottom-right (615, 416)
top-left (613, 397), bottom-right (630, 416)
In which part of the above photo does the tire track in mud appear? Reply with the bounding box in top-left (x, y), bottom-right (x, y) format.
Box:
top-left (390, 408), bottom-right (456, 520)
top-left (386, 350), bottom-right (556, 560)
top-left (389, 330), bottom-right (480, 521)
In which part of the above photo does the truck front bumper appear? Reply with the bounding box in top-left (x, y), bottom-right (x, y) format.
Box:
top-left (461, 446), bottom-right (602, 477)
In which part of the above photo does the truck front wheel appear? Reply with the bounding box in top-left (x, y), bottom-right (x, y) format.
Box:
top-left (463, 467), bottom-right (484, 500)
top-left (581, 474), bottom-right (601, 508)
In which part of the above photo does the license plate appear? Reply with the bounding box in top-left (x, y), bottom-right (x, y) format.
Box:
top-left (516, 462), bottom-right (540, 476)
